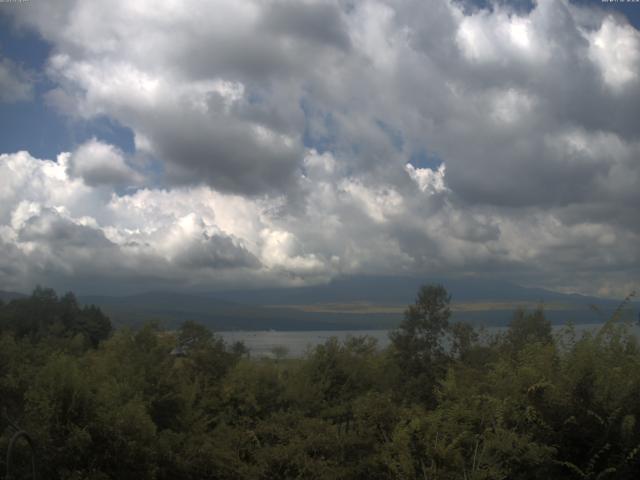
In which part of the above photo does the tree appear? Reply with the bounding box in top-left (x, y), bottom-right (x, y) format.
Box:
top-left (0, 287), bottom-right (112, 348)
top-left (506, 307), bottom-right (552, 352)
top-left (76, 305), bottom-right (112, 347)
top-left (177, 320), bottom-right (214, 349)
top-left (390, 284), bottom-right (452, 405)
top-left (176, 320), bottom-right (243, 382)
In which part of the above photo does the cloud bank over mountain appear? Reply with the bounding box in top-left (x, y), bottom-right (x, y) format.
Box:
top-left (0, 0), bottom-right (638, 297)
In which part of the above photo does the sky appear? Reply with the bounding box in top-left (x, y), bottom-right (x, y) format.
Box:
top-left (0, 0), bottom-right (638, 298)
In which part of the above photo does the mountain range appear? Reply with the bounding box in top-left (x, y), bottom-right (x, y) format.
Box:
top-left (2, 276), bottom-right (636, 331)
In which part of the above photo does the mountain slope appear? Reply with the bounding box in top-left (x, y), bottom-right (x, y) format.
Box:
top-left (0, 290), bottom-right (27, 302)
top-left (78, 277), bottom-right (637, 331)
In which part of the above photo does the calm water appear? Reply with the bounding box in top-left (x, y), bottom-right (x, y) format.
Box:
top-left (220, 323), bottom-right (640, 358)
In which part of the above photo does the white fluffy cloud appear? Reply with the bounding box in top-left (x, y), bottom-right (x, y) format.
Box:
top-left (1, 146), bottom-right (637, 297)
top-left (1, 0), bottom-right (639, 296)
top-left (66, 138), bottom-right (143, 187)
top-left (588, 16), bottom-right (640, 92)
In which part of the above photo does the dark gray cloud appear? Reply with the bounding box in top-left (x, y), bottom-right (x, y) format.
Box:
top-left (18, 208), bottom-right (115, 248)
top-left (261, 1), bottom-right (351, 50)
top-left (139, 105), bottom-right (303, 194)
top-left (175, 233), bottom-right (261, 270)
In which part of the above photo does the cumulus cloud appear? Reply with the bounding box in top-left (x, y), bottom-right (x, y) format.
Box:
top-left (0, 149), bottom-right (463, 292)
top-left (0, 0), bottom-right (638, 296)
top-left (0, 151), bottom-right (267, 293)
top-left (405, 163), bottom-right (448, 194)
top-left (588, 16), bottom-right (640, 92)
top-left (66, 138), bottom-right (143, 187)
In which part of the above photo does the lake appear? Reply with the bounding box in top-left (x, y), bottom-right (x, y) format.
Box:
top-left (219, 323), bottom-right (639, 358)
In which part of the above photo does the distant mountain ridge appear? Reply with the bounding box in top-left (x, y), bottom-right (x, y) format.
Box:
top-left (76, 276), bottom-right (636, 331)
top-left (0, 290), bottom-right (27, 302)
top-left (208, 276), bottom-right (586, 305)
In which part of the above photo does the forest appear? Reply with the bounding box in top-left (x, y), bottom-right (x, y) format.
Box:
top-left (1, 285), bottom-right (639, 479)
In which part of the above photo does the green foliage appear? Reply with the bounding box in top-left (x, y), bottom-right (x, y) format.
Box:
top-left (2, 285), bottom-right (640, 479)
top-left (0, 287), bottom-right (112, 347)
top-left (389, 284), bottom-right (452, 405)
top-left (506, 306), bottom-right (553, 351)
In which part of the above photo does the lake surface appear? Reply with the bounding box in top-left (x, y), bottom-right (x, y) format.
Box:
top-left (220, 329), bottom-right (392, 357)
top-left (220, 323), bottom-right (639, 358)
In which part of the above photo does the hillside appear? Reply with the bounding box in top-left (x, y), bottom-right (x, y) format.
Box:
top-left (78, 277), bottom-right (636, 331)
top-left (0, 290), bottom-right (27, 302)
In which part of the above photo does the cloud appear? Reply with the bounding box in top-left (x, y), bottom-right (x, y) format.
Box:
top-left (159, 213), bottom-right (261, 270)
top-left (588, 15), bottom-right (640, 92)
top-left (0, 57), bottom-right (33, 103)
top-left (261, 0), bottom-right (351, 50)
top-left (66, 138), bottom-right (143, 187)
top-left (0, 0), bottom-right (638, 296)
top-left (405, 163), bottom-right (448, 194)
top-left (0, 143), bottom-right (638, 296)
top-left (17, 207), bottom-right (114, 248)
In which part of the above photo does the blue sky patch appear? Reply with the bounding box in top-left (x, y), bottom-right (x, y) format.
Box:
top-left (409, 149), bottom-right (443, 170)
